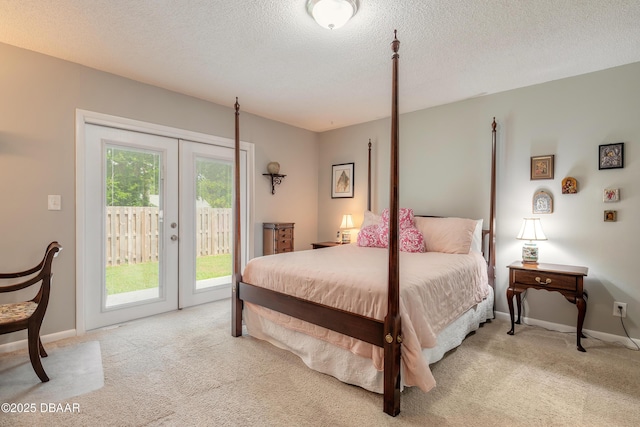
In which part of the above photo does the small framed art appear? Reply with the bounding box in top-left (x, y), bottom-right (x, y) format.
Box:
top-left (533, 190), bottom-right (553, 214)
top-left (604, 210), bottom-right (617, 222)
top-left (599, 143), bottom-right (624, 170)
top-left (331, 162), bottom-right (354, 198)
top-left (561, 177), bottom-right (577, 194)
top-left (531, 155), bottom-right (554, 180)
top-left (603, 188), bottom-right (619, 202)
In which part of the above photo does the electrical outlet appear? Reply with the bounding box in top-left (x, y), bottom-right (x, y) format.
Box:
top-left (613, 301), bottom-right (627, 318)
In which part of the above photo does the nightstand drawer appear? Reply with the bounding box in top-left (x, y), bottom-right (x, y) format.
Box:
top-left (513, 269), bottom-right (577, 291)
top-left (311, 241), bottom-right (342, 249)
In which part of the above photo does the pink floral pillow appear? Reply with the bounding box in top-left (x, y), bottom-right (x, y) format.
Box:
top-left (357, 208), bottom-right (424, 253)
top-left (381, 208), bottom-right (415, 229)
top-left (399, 227), bottom-right (425, 253)
top-left (357, 224), bottom-right (385, 248)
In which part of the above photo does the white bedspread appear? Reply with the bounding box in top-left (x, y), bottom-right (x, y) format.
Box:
top-left (242, 244), bottom-right (489, 392)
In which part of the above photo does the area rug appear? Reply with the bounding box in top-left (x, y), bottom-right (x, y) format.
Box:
top-left (0, 340), bottom-right (104, 404)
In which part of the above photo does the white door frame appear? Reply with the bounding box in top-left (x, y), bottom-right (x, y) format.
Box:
top-left (75, 109), bottom-right (255, 334)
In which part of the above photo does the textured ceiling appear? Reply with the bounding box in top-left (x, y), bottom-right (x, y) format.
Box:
top-left (1, 0), bottom-right (640, 132)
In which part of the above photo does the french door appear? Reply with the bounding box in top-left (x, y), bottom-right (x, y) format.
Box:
top-left (179, 140), bottom-right (242, 307)
top-left (83, 123), bottom-right (246, 330)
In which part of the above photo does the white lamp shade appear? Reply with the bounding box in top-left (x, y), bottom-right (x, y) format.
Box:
top-left (340, 214), bottom-right (354, 229)
top-left (516, 218), bottom-right (547, 241)
top-left (307, 0), bottom-right (357, 30)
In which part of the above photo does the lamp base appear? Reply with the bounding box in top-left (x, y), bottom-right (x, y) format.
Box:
top-left (341, 231), bottom-right (351, 244)
top-left (522, 242), bottom-right (539, 264)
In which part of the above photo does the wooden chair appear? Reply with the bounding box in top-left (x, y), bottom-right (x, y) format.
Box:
top-left (0, 242), bottom-right (62, 382)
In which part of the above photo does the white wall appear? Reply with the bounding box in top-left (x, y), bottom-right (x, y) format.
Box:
top-left (317, 62), bottom-right (640, 340)
top-left (2, 38), bottom-right (638, 346)
top-left (0, 42), bottom-right (318, 345)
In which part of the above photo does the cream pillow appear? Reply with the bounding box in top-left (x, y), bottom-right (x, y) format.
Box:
top-left (414, 217), bottom-right (477, 254)
top-left (360, 210), bottom-right (381, 229)
top-left (471, 219), bottom-right (484, 253)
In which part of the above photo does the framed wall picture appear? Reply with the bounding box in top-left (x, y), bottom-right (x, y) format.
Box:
top-left (603, 188), bottom-right (620, 202)
top-left (561, 177), bottom-right (578, 194)
top-left (599, 143), bottom-right (624, 169)
top-left (331, 162), bottom-right (354, 198)
top-left (532, 190), bottom-right (553, 214)
top-left (531, 155), bottom-right (554, 180)
top-left (604, 210), bottom-right (617, 222)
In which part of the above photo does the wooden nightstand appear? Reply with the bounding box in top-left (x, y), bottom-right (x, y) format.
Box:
top-left (507, 261), bottom-right (589, 352)
top-left (311, 241), bottom-right (342, 249)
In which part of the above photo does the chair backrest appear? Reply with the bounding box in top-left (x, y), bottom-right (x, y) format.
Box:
top-left (0, 242), bottom-right (62, 322)
top-left (33, 242), bottom-right (62, 320)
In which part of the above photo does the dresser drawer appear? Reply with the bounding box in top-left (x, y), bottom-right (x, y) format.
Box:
top-left (277, 228), bottom-right (292, 240)
top-left (513, 269), bottom-right (577, 291)
top-left (276, 238), bottom-right (293, 251)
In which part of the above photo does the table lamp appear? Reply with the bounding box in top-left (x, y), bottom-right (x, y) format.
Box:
top-left (516, 218), bottom-right (547, 264)
top-left (340, 214), bottom-right (354, 244)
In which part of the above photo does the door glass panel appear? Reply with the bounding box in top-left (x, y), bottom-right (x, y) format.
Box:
top-left (194, 156), bottom-right (232, 291)
top-left (105, 145), bottom-right (163, 307)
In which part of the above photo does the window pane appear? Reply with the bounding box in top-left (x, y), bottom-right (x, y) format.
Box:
top-left (194, 157), bottom-right (232, 291)
top-left (105, 146), bottom-right (162, 307)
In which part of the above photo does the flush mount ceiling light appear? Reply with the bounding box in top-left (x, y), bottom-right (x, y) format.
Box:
top-left (307, 0), bottom-right (358, 30)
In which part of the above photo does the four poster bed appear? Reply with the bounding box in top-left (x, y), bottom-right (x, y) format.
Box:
top-left (231, 33), bottom-right (498, 416)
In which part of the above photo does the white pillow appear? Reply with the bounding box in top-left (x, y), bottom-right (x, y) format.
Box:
top-left (360, 210), bottom-right (381, 229)
top-left (471, 219), bottom-right (484, 253)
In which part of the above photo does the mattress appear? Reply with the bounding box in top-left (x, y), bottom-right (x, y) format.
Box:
top-left (242, 244), bottom-right (491, 392)
top-left (245, 287), bottom-right (494, 393)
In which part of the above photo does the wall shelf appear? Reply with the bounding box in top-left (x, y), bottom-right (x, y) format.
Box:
top-left (263, 173), bottom-right (286, 195)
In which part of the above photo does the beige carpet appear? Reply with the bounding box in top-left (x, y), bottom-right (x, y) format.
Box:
top-left (0, 340), bottom-right (104, 404)
top-left (1, 299), bottom-right (639, 426)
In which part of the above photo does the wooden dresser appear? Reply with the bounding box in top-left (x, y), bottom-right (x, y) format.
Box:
top-left (263, 222), bottom-right (294, 255)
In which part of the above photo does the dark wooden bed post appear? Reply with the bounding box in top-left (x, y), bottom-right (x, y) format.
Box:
top-left (383, 30), bottom-right (402, 417)
top-left (488, 118), bottom-right (497, 287)
top-left (367, 139), bottom-right (372, 212)
top-left (229, 32), bottom-right (496, 416)
top-left (232, 97), bottom-right (243, 337)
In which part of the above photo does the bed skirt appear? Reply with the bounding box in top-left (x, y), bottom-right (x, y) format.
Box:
top-left (243, 286), bottom-right (494, 394)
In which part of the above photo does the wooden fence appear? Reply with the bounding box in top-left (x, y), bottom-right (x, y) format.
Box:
top-left (106, 207), bottom-right (231, 267)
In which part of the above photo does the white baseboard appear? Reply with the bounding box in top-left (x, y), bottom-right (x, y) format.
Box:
top-left (3, 315), bottom-right (638, 353)
top-left (0, 329), bottom-right (77, 354)
top-left (494, 311), bottom-right (640, 350)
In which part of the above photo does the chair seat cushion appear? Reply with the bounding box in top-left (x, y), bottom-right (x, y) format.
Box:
top-left (0, 301), bottom-right (37, 325)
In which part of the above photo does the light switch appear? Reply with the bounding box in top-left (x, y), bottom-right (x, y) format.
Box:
top-left (48, 195), bottom-right (61, 211)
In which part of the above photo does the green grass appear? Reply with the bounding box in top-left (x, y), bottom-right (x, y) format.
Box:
top-left (106, 254), bottom-right (231, 295)
top-left (195, 254), bottom-right (232, 281)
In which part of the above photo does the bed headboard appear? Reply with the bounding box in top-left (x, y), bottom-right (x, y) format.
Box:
top-left (365, 118), bottom-right (498, 289)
